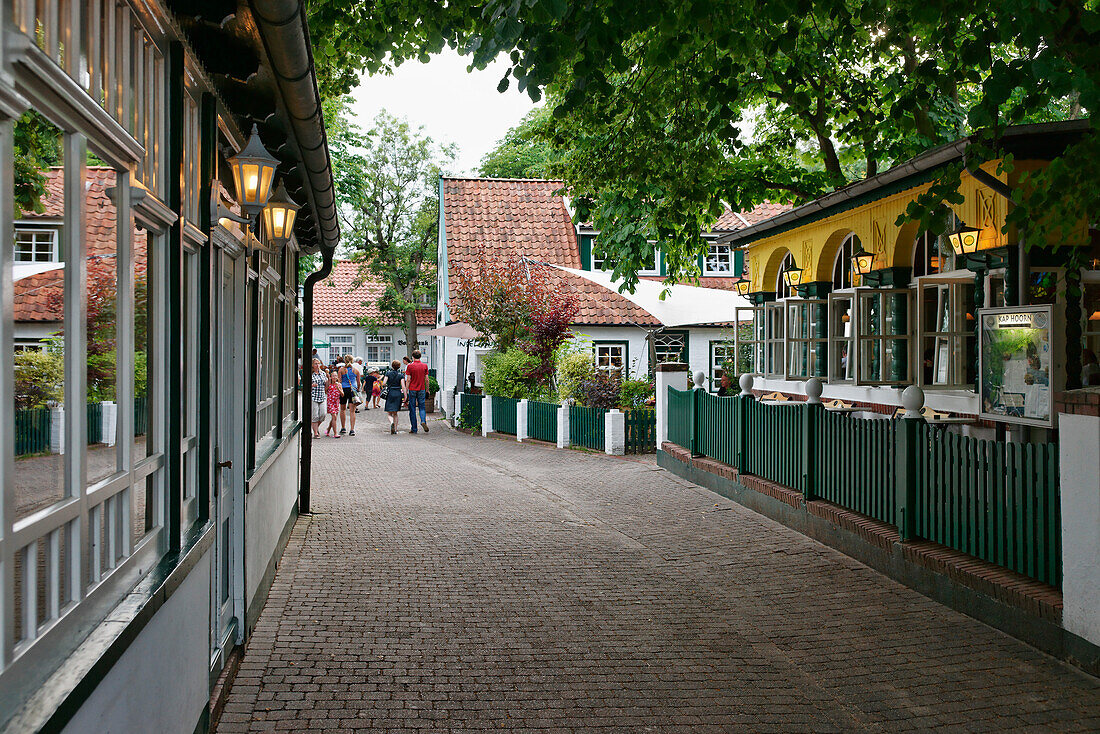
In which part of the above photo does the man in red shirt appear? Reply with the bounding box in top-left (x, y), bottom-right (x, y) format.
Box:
top-left (405, 350), bottom-right (430, 434)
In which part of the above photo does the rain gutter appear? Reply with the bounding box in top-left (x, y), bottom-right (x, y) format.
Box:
top-left (298, 245), bottom-right (334, 514)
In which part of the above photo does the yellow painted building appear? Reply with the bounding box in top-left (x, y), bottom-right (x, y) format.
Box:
top-left (718, 121), bottom-right (1099, 432)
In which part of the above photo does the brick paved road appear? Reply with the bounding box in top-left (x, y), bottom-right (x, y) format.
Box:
top-left (217, 408), bottom-right (1100, 732)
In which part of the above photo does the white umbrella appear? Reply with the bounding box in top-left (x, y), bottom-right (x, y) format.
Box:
top-left (547, 265), bottom-right (753, 327)
top-left (421, 322), bottom-right (482, 340)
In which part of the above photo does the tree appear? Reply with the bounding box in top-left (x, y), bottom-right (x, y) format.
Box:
top-left (308, 0), bottom-right (1098, 282)
top-left (449, 255), bottom-right (578, 387)
top-left (326, 97), bottom-right (455, 358)
top-left (478, 106), bottom-right (558, 179)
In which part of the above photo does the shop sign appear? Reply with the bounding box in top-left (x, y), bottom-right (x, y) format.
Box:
top-left (978, 306), bottom-right (1054, 427)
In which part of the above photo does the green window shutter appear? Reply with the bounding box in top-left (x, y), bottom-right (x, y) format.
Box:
top-left (580, 235), bottom-right (592, 271)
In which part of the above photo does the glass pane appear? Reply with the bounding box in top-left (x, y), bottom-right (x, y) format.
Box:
top-left (12, 111), bottom-right (66, 520)
top-left (134, 230), bottom-right (151, 459)
top-left (86, 166), bottom-right (120, 486)
top-left (1084, 281), bottom-right (1100, 387)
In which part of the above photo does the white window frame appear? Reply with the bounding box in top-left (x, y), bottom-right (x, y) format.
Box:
top-left (854, 287), bottom-right (913, 385)
top-left (734, 305), bottom-right (765, 375)
top-left (709, 341), bottom-right (736, 391)
top-left (827, 292), bottom-right (856, 383)
top-left (14, 224), bottom-right (60, 262)
top-left (328, 334), bottom-right (355, 362)
top-left (703, 242), bottom-right (733, 275)
top-left (594, 342), bottom-right (627, 378)
top-left (915, 277), bottom-right (976, 390)
top-left (764, 301), bottom-right (786, 377)
top-left (785, 299), bottom-right (827, 380)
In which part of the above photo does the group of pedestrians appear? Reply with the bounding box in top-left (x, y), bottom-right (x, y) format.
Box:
top-left (309, 350), bottom-right (431, 438)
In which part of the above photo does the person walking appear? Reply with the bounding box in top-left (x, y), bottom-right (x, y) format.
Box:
top-left (325, 369), bottom-right (342, 437)
top-left (361, 364), bottom-right (377, 411)
top-left (371, 369), bottom-right (382, 408)
top-left (351, 358), bottom-right (365, 412)
top-left (309, 359), bottom-right (326, 438)
top-left (339, 357), bottom-right (360, 436)
top-left (405, 350), bottom-right (430, 434)
top-left (382, 359), bottom-right (407, 435)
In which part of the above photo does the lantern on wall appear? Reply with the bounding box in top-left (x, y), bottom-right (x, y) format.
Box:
top-left (850, 243), bottom-right (876, 276)
top-left (781, 261), bottom-right (804, 288)
top-left (734, 275), bottom-right (751, 296)
top-left (945, 225), bottom-right (982, 256)
top-left (227, 124), bottom-right (279, 216)
top-left (261, 182), bottom-right (300, 247)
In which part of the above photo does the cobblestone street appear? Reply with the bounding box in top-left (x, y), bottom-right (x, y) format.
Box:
top-left (217, 408), bottom-right (1100, 732)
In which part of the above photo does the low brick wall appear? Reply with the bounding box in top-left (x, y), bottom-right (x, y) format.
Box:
top-left (657, 442), bottom-right (1095, 674)
top-left (1056, 387), bottom-right (1100, 417)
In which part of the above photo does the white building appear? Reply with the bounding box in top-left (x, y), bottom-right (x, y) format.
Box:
top-left (312, 260), bottom-right (435, 368)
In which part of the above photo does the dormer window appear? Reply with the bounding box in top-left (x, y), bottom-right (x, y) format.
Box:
top-left (14, 225), bottom-right (60, 262)
top-left (704, 243), bottom-right (732, 275)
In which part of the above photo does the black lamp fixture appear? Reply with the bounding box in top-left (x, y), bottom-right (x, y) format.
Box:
top-left (211, 125), bottom-right (300, 249)
top-left (261, 182), bottom-right (300, 248)
top-left (945, 225), bottom-right (982, 257)
top-left (781, 260), bottom-right (804, 289)
top-left (944, 224), bottom-right (1006, 270)
top-left (734, 274), bottom-right (752, 296)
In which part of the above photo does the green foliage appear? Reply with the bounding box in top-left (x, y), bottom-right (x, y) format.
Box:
top-left (14, 110), bottom-right (62, 216)
top-left (573, 372), bottom-right (621, 409)
top-left (308, 0), bottom-right (1095, 287)
top-left (427, 375), bottom-right (440, 394)
top-left (325, 96), bottom-right (453, 355)
top-left (618, 378), bottom-right (654, 409)
top-left (15, 349), bottom-right (63, 410)
top-left (479, 107), bottom-right (558, 179)
top-left (482, 348), bottom-right (540, 399)
top-left (553, 343), bottom-right (595, 402)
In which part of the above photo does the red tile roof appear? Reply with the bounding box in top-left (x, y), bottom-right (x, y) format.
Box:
top-left (443, 177), bottom-right (662, 326)
top-left (712, 202), bottom-right (793, 231)
top-left (14, 168), bottom-right (147, 323)
top-left (313, 260), bottom-right (434, 327)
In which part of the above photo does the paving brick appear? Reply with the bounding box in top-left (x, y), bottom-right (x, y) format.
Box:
top-left (217, 410), bottom-right (1100, 732)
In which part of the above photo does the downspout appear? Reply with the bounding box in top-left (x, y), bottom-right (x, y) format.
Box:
top-left (298, 245), bottom-right (334, 514)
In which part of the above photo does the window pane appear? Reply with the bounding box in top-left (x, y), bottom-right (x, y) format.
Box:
top-left (12, 112), bottom-right (66, 520)
top-left (86, 167), bottom-right (121, 485)
top-left (134, 230), bottom-right (151, 460)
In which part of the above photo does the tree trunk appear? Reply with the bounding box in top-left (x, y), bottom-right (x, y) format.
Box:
top-left (404, 308), bottom-right (418, 359)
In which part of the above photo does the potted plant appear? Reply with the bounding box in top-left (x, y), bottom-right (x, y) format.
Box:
top-left (426, 375), bottom-right (440, 414)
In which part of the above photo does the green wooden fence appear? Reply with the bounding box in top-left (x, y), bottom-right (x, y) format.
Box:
top-left (458, 393), bottom-right (484, 428)
top-left (527, 401), bottom-right (558, 442)
top-left (814, 410), bottom-right (895, 524)
top-left (915, 425), bottom-right (1060, 586)
top-left (694, 392), bottom-right (738, 465)
top-left (667, 387), bottom-right (693, 449)
top-left (742, 399), bottom-right (806, 492)
top-left (491, 396), bottom-right (518, 435)
top-left (15, 407), bottom-right (50, 456)
top-left (663, 391), bottom-right (1063, 587)
top-left (625, 409), bottom-right (656, 454)
top-left (87, 402), bottom-right (103, 445)
top-left (569, 405), bottom-right (605, 450)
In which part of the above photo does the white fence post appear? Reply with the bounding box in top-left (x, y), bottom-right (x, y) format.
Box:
top-left (442, 389), bottom-right (455, 421)
top-left (516, 399), bottom-right (528, 442)
top-left (605, 409), bottom-right (625, 456)
top-left (1058, 396), bottom-right (1100, 650)
top-left (557, 400), bottom-right (570, 449)
top-left (655, 363), bottom-right (688, 452)
top-left (101, 401), bottom-right (117, 447)
top-left (50, 405), bottom-right (65, 455)
top-left (481, 394), bottom-right (493, 436)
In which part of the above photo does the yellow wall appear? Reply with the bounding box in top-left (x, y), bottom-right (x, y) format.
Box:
top-left (747, 162), bottom-right (1015, 292)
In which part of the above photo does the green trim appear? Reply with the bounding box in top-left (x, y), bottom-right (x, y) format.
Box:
top-left (166, 41), bottom-right (185, 551)
top-left (751, 292), bottom-right (777, 305)
top-left (798, 281), bottom-right (832, 299)
top-left (197, 92), bottom-right (216, 525)
top-left (579, 234), bottom-right (593, 271)
top-left (247, 253), bottom-right (260, 474)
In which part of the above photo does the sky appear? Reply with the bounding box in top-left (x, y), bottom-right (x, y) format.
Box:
top-left (348, 48), bottom-right (542, 176)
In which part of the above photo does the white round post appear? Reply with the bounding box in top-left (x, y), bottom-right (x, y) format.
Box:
top-left (481, 394), bottom-right (493, 436)
top-left (516, 399), bottom-right (529, 442)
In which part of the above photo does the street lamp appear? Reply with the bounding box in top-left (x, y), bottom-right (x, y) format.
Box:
top-left (261, 182), bottom-right (300, 248)
top-left (228, 124), bottom-right (279, 217)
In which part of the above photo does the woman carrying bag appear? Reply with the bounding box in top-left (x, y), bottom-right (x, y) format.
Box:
top-left (382, 359), bottom-right (408, 435)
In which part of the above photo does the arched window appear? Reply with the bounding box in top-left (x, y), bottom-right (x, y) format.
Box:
top-left (776, 252), bottom-right (795, 298)
top-left (832, 233), bottom-right (859, 289)
top-left (912, 230), bottom-right (941, 278)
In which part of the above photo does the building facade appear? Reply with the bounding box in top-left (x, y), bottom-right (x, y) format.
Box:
top-left (312, 259), bottom-right (435, 368)
top-left (0, 1), bottom-right (337, 732)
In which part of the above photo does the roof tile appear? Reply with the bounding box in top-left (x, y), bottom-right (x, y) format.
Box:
top-left (313, 260), bottom-right (434, 327)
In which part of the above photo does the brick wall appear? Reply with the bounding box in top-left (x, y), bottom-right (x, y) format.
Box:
top-left (1056, 387), bottom-right (1100, 417)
